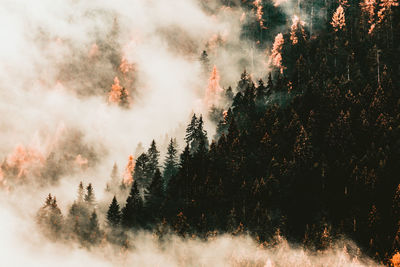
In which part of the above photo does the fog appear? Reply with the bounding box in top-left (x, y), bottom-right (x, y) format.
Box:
top-left (0, 0), bottom-right (382, 266)
top-left (0, 190), bottom-right (381, 266)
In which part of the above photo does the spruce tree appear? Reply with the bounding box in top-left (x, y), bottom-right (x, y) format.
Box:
top-left (77, 181), bottom-right (84, 203)
top-left (122, 181), bottom-right (144, 228)
top-left (107, 196), bottom-right (122, 227)
top-left (106, 163), bottom-right (119, 193)
top-left (84, 183), bottom-right (95, 206)
top-left (147, 168), bottom-right (164, 220)
top-left (163, 138), bottom-right (179, 189)
top-left (147, 140), bottom-right (160, 177)
top-left (133, 153), bottom-right (150, 198)
top-left (185, 114), bottom-right (198, 145)
top-left (200, 50), bottom-right (210, 74)
top-left (87, 210), bottom-right (101, 244)
top-left (36, 194), bottom-right (64, 240)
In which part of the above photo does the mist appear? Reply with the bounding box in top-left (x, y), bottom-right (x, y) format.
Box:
top-left (0, 0), bottom-right (387, 266)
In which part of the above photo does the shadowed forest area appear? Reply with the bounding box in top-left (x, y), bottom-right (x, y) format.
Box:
top-left (27, 0), bottom-right (400, 265)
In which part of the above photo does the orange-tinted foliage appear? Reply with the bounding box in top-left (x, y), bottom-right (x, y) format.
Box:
top-left (6, 144), bottom-right (45, 179)
top-left (331, 5), bottom-right (346, 31)
top-left (120, 57), bottom-right (133, 74)
top-left (391, 252), bottom-right (400, 267)
top-left (205, 65), bottom-right (223, 108)
top-left (270, 33), bottom-right (285, 73)
top-left (290, 15), bottom-right (306, 45)
top-left (123, 155), bottom-right (135, 185)
top-left (253, 0), bottom-right (267, 29)
top-left (109, 77), bottom-right (123, 104)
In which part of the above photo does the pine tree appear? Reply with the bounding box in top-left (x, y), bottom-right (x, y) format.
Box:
top-left (120, 87), bottom-right (130, 108)
top-left (185, 114), bottom-right (209, 154)
top-left (200, 50), bottom-right (210, 74)
top-left (194, 115), bottom-right (209, 153)
top-left (133, 153), bottom-right (150, 198)
top-left (36, 194), bottom-right (64, 240)
top-left (331, 5), bottom-right (346, 32)
top-left (77, 181), bottom-right (84, 203)
top-left (84, 183), bottom-right (95, 206)
top-left (163, 138), bottom-right (179, 190)
top-left (106, 163), bottom-right (120, 193)
top-left (147, 168), bottom-right (164, 221)
top-left (107, 196), bottom-right (122, 227)
top-left (185, 114), bottom-right (198, 145)
top-left (147, 140), bottom-right (160, 177)
top-left (225, 86), bottom-right (234, 103)
top-left (270, 33), bottom-right (285, 73)
top-left (87, 210), bottom-right (101, 244)
top-left (111, 163), bottom-right (119, 184)
top-left (122, 181), bottom-right (144, 228)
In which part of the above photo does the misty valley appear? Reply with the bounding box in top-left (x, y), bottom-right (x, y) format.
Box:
top-left (1, 0), bottom-right (400, 266)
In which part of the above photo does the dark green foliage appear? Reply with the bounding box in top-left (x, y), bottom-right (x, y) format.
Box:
top-left (107, 196), bottom-right (121, 227)
top-left (163, 138), bottom-right (179, 190)
top-left (133, 153), bottom-right (150, 197)
top-left (147, 169), bottom-right (164, 222)
top-left (185, 114), bottom-right (198, 146)
top-left (185, 114), bottom-right (209, 154)
top-left (121, 181), bottom-right (144, 228)
top-left (147, 140), bottom-right (160, 177)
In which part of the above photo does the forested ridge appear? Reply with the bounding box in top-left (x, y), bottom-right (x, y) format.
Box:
top-left (36, 0), bottom-right (400, 264)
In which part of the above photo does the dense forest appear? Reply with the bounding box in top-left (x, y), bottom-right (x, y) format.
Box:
top-left (35, 0), bottom-right (400, 265)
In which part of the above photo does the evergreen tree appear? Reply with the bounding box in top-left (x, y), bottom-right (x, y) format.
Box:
top-left (147, 140), bottom-right (160, 177)
top-left (84, 183), bottom-right (95, 206)
top-left (225, 86), bottom-right (234, 103)
top-left (185, 114), bottom-right (198, 145)
top-left (147, 168), bottom-right (164, 221)
top-left (107, 196), bottom-right (122, 227)
top-left (106, 163), bottom-right (120, 193)
top-left (163, 138), bottom-right (179, 190)
top-left (87, 210), bottom-right (101, 244)
top-left (200, 50), bottom-right (210, 74)
top-left (36, 194), bottom-right (64, 240)
top-left (77, 181), bottom-right (84, 203)
top-left (186, 115), bottom-right (209, 154)
top-left (122, 181), bottom-right (144, 228)
top-left (133, 153), bottom-right (150, 198)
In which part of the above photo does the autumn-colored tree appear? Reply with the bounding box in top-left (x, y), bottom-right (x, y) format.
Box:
top-left (331, 5), bottom-right (346, 31)
top-left (253, 0), bottom-right (266, 29)
top-left (290, 15), bottom-right (306, 45)
top-left (360, 0), bottom-right (377, 34)
top-left (109, 77), bottom-right (123, 104)
top-left (122, 155), bottom-right (135, 185)
top-left (270, 33), bottom-right (285, 73)
top-left (205, 66), bottom-right (223, 109)
top-left (390, 252), bottom-right (400, 267)
top-left (108, 77), bottom-right (130, 108)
